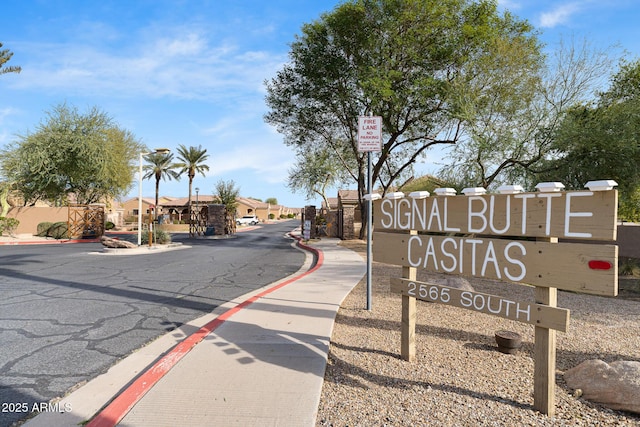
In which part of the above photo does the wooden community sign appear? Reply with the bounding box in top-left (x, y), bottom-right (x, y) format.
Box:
top-left (371, 181), bottom-right (618, 416)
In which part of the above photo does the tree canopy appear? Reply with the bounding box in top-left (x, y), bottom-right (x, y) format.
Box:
top-left (214, 179), bottom-right (240, 214)
top-left (441, 38), bottom-right (617, 190)
top-left (265, 0), bottom-right (541, 234)
top-left (536, 59), bottom-right (640, 220)
top-left (0, 42), bottom-right (21, 75)
top-left (0, 103), bottom-right (144, 205)
top-left (143, 151), bottom-right (180, 216)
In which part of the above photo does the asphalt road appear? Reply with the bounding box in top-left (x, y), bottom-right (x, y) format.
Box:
top-left (0, 220), bottom-right (306, 427)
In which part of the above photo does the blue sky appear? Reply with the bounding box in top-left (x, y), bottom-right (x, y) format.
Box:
top-left (1, 1), bottom-right (639, 208)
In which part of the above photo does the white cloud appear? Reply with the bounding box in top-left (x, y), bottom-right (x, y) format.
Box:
top-left (9, 27), bottom-right (284, 103)
top-left (539, 2), bottom-right (582, 28)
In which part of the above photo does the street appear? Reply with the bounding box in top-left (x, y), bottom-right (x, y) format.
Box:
top-left (0, 221), bottom-right (306, 427)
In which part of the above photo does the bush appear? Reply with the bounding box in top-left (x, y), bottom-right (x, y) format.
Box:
top-left (37, 222), bottom-right (54, 236)
top-left (619, 257), bottom-right (640, 276)
top-left (105, 221), bottom-right (115, 230)
top-left (140, 229), bottom-right (172, 245)
top-left (36, 221), bottom-right (69, 239)
top-left (0, 217), bottom-right (19, 236)
top-left (49, 222), bottom-right (69, 239)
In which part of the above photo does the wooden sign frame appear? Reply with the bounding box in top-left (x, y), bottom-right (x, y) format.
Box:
top-left (373, 186), bottom-right (618, 416)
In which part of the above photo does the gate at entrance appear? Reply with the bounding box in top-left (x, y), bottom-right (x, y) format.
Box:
top-left (68, 204), bottom-right (105, 239)
top-left (190, 205), bottom-right (208, 237)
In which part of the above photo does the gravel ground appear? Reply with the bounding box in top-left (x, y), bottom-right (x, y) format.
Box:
top-left (316, 240), bottom-right (640, 427)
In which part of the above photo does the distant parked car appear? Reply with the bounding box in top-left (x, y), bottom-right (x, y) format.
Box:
top-left (236, 215), bottom-right (260, 226)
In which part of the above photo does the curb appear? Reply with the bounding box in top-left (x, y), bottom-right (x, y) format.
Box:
top-left (0, 238), bottom-right (100, 245)
top-left (85, 235), bottom-right (321, 427)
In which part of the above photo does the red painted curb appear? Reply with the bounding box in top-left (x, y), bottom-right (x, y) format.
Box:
top-left (86, 235), bottom-right (321, 427)
top-left (0, 238), bottom-right (100, 245)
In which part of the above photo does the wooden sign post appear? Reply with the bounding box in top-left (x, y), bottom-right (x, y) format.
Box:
top-left (372, 181), bottom-right (618, 416)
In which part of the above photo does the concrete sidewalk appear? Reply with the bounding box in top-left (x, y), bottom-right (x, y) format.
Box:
top-left (24, 237), bottom-right (366, 427)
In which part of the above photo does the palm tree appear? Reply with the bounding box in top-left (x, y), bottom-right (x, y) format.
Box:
top-left (142, 152), bottom-right (180, 221)
top-left (174, 144), bottom-right (210, 235)
top-left (0, 42), bottom-right (21, 75)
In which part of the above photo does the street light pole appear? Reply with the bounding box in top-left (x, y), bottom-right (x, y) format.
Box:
top-left (137, 152), bottom-right (145, 246)
top-left (137, 148), bottom-right (171, 246)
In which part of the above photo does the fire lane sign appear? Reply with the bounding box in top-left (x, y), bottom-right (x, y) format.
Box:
top-left (357, 116), bottom-right (382, 152)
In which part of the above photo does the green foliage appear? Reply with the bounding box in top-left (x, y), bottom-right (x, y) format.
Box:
top-left (36, 221), bottom-right (69, 238)
top-left (49, 222), bottom-right (69, 239)
top-left (399, 175), bottom-right (450, 194)
top-left (441, 37), bottom-right (616, 190)
top-left (0, 103), bottom-right (145, 205)
top-left (140, 229), bottom-right (171, 245)
top-left (36, 222), bottom-right (54, 236)
top-left (214, 179), bottom-right (240, 215)
top-left (265, 0), bottom-right (540, 235)
top-left (619, 257), bottom-right (640, 277)
top-left (0, 42), bottom-right (21, 75)
top-left (36, 221), bottom-right (69, 239)
top-left (174, 144), bottom-right (210, 215)
top-left (0, 217), bottom-right (19, 236)
top-left (143, 151), bottom-right (180, 214)
top-left (535, 59), bottom-right (640, 220)
top-left (105, 221), bottom-right (115, 230)
top-left (0, 182), bottom-right (11, 217)
top-left (287, 146), bottom-right (347, 209)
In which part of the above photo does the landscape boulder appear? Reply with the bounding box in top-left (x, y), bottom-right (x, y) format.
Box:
top-left (100, 235), bottom-right (137, 249)
top-left (564, 359), bottom-right (640, 414)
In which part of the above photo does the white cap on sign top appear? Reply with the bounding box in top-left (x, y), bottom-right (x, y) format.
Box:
top-left (434, 188), bottom-right (457, 196)
top-left (462, 187), bottom-right (487, 196)
top-left (497, 184), bottom-right (524, 194)
top-left (585, 180), bottom-right (618, 191)
top-left (384, 192), bottom-right (405, 200)
top-left (409, 191), bottom-right (430, 199)
top-left (535, 182), bottom-right (565, 192)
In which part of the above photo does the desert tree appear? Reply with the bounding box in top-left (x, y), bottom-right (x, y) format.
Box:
top-left (0, 103), bottom-right (144, 205)
top-left (265, 0), bottom-right (541, 236)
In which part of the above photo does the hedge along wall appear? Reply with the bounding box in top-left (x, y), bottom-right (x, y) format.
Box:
top-left (5, 207), bottom-right (69, 235)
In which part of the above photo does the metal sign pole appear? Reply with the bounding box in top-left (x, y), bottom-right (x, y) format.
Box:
top-left (357, 115), bottom-right (382, 311)
top-left (366, 150), bottom-right (373, 311)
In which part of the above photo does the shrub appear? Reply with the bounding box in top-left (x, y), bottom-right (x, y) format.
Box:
top-left (37, 221), bottom-right (69, 239)
top-left (619, 257), bottom-right (640, 276)
top-left (140, 229), bottom-right (172, 245)
top-left (49, 222), bottom-right (69, 239)
top-left (105, 221), bottom-right (115, 230)
top-left (37, 222), bottom-right (54, 236)
top-left (0, 217), bottom-right (19, 236)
